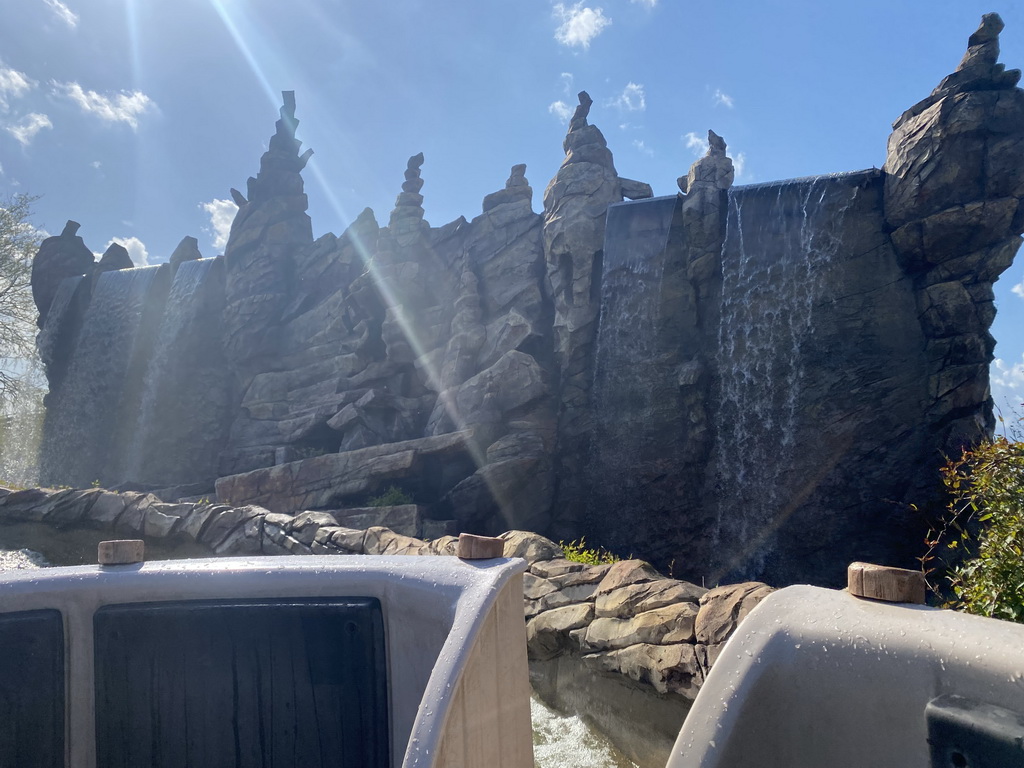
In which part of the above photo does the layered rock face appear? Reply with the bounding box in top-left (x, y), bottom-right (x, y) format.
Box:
top-left (32, 16), bottom-right (1022, 586)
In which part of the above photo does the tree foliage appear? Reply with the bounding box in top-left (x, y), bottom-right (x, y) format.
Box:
top-left (0, 194), bottom-right (43, 407)
top-left (927, 415), bottom-right (1024, 622)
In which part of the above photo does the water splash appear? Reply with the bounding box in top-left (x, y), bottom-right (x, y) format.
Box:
top-left (531, 695), bottom-right (636, 768)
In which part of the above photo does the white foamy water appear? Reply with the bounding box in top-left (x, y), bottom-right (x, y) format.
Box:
top-left (0, 548), bottom-right (47, 570)
top-left (532, 695), bottom-right (637, 768)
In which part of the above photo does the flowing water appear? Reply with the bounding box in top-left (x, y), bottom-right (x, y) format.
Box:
top-left (711, 174), bottom-right (859, 577)
top-left (39, 266), bottom-right (169, 487)
top-left (531, 695), bottom-right (637, 768)
top-left (124, 258), bottom-right (225, 485)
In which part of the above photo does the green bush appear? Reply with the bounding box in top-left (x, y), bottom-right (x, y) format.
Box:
top-left (368, 485), bottom-right (413, 507)
top-left (930, 420), bottom-right (1024, 623)
top-left (560, 537), bottom-right (621, 565)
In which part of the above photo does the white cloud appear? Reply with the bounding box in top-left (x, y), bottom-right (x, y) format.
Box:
top-left (631, 0), bottom-right (658, 6)
top-left (6, 113), bottom-right (52, 146)
top-left (560, 72), bottom-right (574, 95)
top-left (53, 81), bottom-right (154, 128)
top-left (105, 236), bottom-right (150, 267)
top-left (733, 151), bottom-right (747, 179)
top-left (992, 355), bottom-right (1024, 413)
top-left (1013, 281), bottom-right (1024, 299)
top-left (611, 82), bottom-right (646, 112)
top-left (90, 160), bottom-right (101, 169)
top-left (0, 66), bottom-right (34, 111)
top-left (553, 3), bottom-right (611, 49)
top-left (201, 198), bottom-right (238, 252)
top-left (632, 139), bottom-right (653, 157)
top-left (713, 88), bottom-right (735, 108)
top-left (549, 100), bottom-right (572, 122)
top-left (43, 0), bottom-right (78, 28)
top-left (683, 131), bottom-right (708, 156)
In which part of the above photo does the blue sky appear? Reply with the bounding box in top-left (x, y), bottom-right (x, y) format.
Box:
top-left (0, 0), bottom-right (1022, 413)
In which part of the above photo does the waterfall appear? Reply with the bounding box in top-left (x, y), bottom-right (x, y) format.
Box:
top-left (711, 174), bottom-right (858, 579)
top-left (36, 275), bottom-right (85, 388)
top-left (39, 266), bottom-right (170, 488)
top-left (123, 258), bottom-right (228, 486)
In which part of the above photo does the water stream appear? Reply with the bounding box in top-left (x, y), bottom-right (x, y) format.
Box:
top-left (710, 175), bottom-right (859, 578)
top-left (531, 695), bottom-right (636, 768)
top-left (39, 266), bottom-right (169, 487)
top-left (123, 258), bottom-right (226, 485)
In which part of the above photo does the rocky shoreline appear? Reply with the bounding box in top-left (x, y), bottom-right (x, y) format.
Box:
top-left (0, 484), bottom-right (771, 704)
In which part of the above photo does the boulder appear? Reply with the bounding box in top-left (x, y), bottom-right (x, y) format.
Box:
top-left (694, 582), bottom-right (773, 646)
top-left (583, 642), bottom-right (703, 697)
top-left (578, 602), bottom-right (698, 651)
top-left (526, 602), bottom-right (594, 661)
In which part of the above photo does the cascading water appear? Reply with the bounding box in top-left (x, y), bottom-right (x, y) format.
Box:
top-left (39, 266), bottom-right (170, 488)
top-left (36, 275), bottom-right (85, 388)
top-left (710, 174), bottom-right (859, 579)
top-left (531, 696), bottom-right (637, 768)
top-left (122, 258), bottom-right (229, 486)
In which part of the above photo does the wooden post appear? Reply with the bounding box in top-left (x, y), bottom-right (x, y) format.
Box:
top-left (848, 561), bottom-right (926, 604)
top-left (457, 533), bottom-right (505, 560)
top-left (98, 540), bottom-right (145, 566)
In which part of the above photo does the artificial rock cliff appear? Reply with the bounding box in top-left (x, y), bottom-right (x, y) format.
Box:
top-left (31, 15), bottom-right (1023, 586)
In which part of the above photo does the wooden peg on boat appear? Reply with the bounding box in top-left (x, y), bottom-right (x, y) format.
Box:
top-left (457, 533), bottom-right (505, 560)
top-left (848, 561), bottom-right (926, 604)
top-left (98, 540), bottom-right (145, 566)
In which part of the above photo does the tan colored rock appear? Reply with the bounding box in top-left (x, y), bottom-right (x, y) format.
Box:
top-left (529, 557), bottom-right (590, 579)
top-left (583, 643), bottom-right (703, 697)
top-left (526, 602), bottom-right (594, 661)
top-left (579, 602), bottom-right (698, 652)
top-left (314, 525), bottom-right (367, 553)
top-left (695, 582), bottom-right (774, 645)
top-left (523, 572), bottom-right (558, 600)
top-left (286, 510), bottom-right (339, 545)
top-left (215, 430), bottom-right (476, 513)
top-left (595, 578), bottom-right (706, 619)
top-left (595, 559), bottom-right (662, 595)
top-left (548, 563), bottom-right (613, 589)
top-left (500, 530), bottom-right (562, 561)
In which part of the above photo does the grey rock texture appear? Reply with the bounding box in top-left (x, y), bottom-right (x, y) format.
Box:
top-left (222, 90), bottom-right (314, 376)
top-left (542, 91), bottom-right (624, 535)
top-left (884, 11), bottom-right (1024, 452)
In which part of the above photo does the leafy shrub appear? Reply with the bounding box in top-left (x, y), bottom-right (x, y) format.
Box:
top-left (560, 537), bottom-right (621, 565)
top-left (368, 485), bottom-right (413, 507)
top-left (928, 417), bottom-right (1024, 623)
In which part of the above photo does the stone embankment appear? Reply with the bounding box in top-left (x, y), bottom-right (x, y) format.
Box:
top-left (0, 484), bottom-right (771, 701)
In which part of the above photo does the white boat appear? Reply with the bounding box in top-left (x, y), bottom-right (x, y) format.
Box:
top-left (0, 552), bottom-right (532, 768)
top-left (2, 547), bottom-right (1023, 768)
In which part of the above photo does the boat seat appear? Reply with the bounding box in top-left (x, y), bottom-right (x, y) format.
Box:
top-left (667, 585), bottom-right (1024, 768)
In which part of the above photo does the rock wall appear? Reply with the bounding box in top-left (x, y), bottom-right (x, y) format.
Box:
top-left (31, 16), bottom-right (1022, 587)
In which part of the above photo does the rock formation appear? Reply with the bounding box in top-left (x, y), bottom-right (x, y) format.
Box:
top-left (30, 221), bottom-right (94, 328)
top-left (30, 17), bottom-right (1023, 586)
top-left (542, 91), bottom-right (624, 535)
top-left (222, 90), bottom-right (314, 377)
top-left (884, 11), bottom-right (1024, 450)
